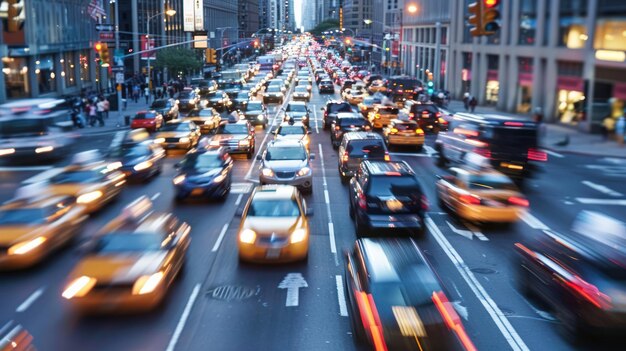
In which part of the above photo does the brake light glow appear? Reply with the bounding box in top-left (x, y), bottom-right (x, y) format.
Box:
top-left (563, 275), bottom-right (612, 310)
top-left (453, 127), bottom-right (479, 137)
top-left (355, 291), bottom-right (388, 351)
top-left (514, 243), bottom-right (537, 259)
top-left (472, 147), bottom-right (492, 159)
top-left (420, 194), bottom-right (429, 211)
top-left (335, 125), bottom-right (341, 131)
top-left (459, 194), bottom-right (481, 205)
top-left (358, 193), bottom-right (367, 210)
top-left (408, 113), bottom-right (415, 119)
top-left (528, 148), bottom-right (547, 162)
top-left (504, 121), bottom-right (524, 127)
top-left (432, 291), bottom-right (477, 351)
top-left (508, 196), bottom-right (529, 207)
top-left (384, 152), bottom-right (390, 161)
top-left (385, 171), bottom-right (402, 176)
top-left (342, 152), bottom-right (349, 163)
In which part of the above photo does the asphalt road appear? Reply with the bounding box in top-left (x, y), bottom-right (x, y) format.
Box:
top-left (1, 77), bottom-right (625, 351)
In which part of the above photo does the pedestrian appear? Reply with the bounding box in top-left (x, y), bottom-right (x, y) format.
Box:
top-left (103, 96), bottom-right (110, 119)
top-left (144, 86), bottom-right (150, 104)
top-left (96, 97), bottom-right (106, 127)
top-left (602, 116), bottom-right (615, 141)
top-left (88, 102), bottom-right (97, 127)
top-left (463, 92), bottom-right (470, 111)
top-left (469, 96), bottom-right (478, 113)
top-left (616, 114), bottom-right (626, 146)
top-left (133, 85), bottom-right (140, 103)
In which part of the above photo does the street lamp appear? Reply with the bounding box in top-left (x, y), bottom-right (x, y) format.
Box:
top-left (146, 8), bottom-right (176, 89)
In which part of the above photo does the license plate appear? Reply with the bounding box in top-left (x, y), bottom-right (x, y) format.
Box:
top-left (167, 144), bottom-right (177, 149)
top-left (266, 248), bottom-right (281, 259)
top-left (191, 188), bottom-right (204, 196)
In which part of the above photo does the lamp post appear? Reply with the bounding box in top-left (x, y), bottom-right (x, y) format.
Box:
top-left (217, 27), bottom-right (235, 66)
top-left (146, 9), bottom-right (176, 90)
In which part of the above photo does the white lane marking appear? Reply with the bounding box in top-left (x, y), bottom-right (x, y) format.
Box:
top-left (520, 211), bottom-right (550, 230)
top-left (426, 217), bottom-right (529, 351)
top-left (16, 288), bottom-right (45, 313)
top-left (278, 273), bottom-right (308, 307)
top-left (542, 149), bottom-right (564, 158)
top-left (576, 198), bottom-right (626, 206)
top-left (313, 104), bottom-right (319, 134)
top-left (165, 284), bottom-right (201, 351)
top-left (231, 182), bottom-right (254, 194)
top-left (446, 221), bottom-right (473, 240)
top-left (335, 275), bottom-right (349, 317)
top-left (22, 167), bottom-right (64, 184)
top-left (150, 192), bottom-right (161, 201)
top-left (424, 145), bottom-right (437, 157)
top-left (581, 180), bottom-right (623, 197)
top-left (328, 222), bottom-right (337, 254)
top-left (389, 152), bottom-right (431, 158)
top-left (235, 193), bottom-right (243, 206)
top-left (324, 189), bottom-right (330, 203)
top-left (452, 301), bottom-right (469, 321)
top-left (211, 223), bottom-right (230, 252)
top-left (464, 222), bottom-right (489, 241)
top-left (0, 166), bottom-right (53, 172)
top-left (603, 157), bottom-right (626, 165)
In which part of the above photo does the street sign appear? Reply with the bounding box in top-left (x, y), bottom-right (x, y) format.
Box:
top-left (113, 49), bottom-right (124, 66)
top-left (96, 24), bottom-right (114, 31)
top-left (99, 32), bottom-right (114, 40)
top-left (115, 73), bottom-right (124, 84)
top-left (111, 66), bottom-right (124, 73)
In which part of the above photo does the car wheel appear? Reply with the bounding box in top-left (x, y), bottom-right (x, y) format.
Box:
top-left (354, 217), bottom-right (368, 238)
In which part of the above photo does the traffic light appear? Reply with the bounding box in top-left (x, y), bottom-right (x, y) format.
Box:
top-left (99, 43), bottom-right (110, 67)
top-left (205, 48), bottom-right (217, 64)
top-left (6, 0), bottom-right (25, 33)
top-left (468, 2), bottom-right (484, 37)
top-left (94, 42), bottom-right (103, 65)
top-left (344, 38), bottom-right (351, 45)
top-left (468, 1), bottom-right (500, 37)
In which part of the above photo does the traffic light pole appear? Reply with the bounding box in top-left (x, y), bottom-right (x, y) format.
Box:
top-left (115, 0), bottom-right (122, 125)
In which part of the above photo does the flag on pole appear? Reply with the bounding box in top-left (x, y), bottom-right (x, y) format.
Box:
top-left (88, 0), bottom-right (106, 20)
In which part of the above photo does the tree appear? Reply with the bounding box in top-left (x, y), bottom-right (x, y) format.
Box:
top-left (310, 19), bottom-right (341, 36)
top-left (155, 48), bottom-right (202, 76)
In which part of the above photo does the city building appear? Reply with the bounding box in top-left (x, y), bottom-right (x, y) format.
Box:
top-left (343, 0), bottom-right (373, 37)
top-left (317, 0), bottom-right (340, 24)
top-left (239, 0), bottom-right (260, 39)
top-left (401, 0), bottom-right (626, 133)
top-left (259, 0), bottom-right (271, 30)
top-left (268, 0), bottom-right (279, 30)
top-left (0, 0), bottom-right (99, 102)
top-left (279, 0), bottom-right (295, 32)
top-left (302, 0), bottom-right (318, 31)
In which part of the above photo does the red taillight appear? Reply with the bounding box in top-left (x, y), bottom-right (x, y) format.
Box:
top-left (504, 121), bottom-right (524, 127)
top-left (324, 111), bottom-right (328, 118)
top-left (459, 194), bottom-right (481, 205)
top-left (508, 196), bottom-right (529, 207)
top-left (473, 147), bottom-right (491, 159)
top-left (420, 194), bottom-right (429, 211)
top-left (432, 291), bottom-right (477, 351)
top-left (358, 193), bottom-right (367, 210)
top-left (335, 125), bottom-right (341, 131)
top-left (341, 151), bottom-right (349, 163)
top-left (563, 275), bottom-right (612, 310)
top-left (528, 148), bottom-right (547, 162)
top-left (355, 291), bottom-right (388, 351)
top-left (384, 152), bottom-right (390, 162)
top-left (408, 112), bottom-right (415, 119)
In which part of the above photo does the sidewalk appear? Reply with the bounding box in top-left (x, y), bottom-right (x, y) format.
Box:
top-left (78, 99), bottom-right (151, 135)
top-left (444, 100), bottom-right (626, 158)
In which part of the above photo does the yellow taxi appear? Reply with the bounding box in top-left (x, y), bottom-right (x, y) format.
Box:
top-left (237, 185), bottom-right (312, 263)
top-left (343, 89), bottom-right (366, 105)
top-left (436, 154), bottom-right (529, 223)
top-left (0, 187), bottom-right (87, 270)
top-left (46, 151), bottom-right (126, 214)
top-left (367, 79), bottom-right (387, 93)
top-left (368, 105), bottom-right (400, 129)
top-left (61, 197), bottom-right (191, 313)
top-left (382, 118), bottom-right (425, 150)
top-left (153, 120), bottom-right (202, 151)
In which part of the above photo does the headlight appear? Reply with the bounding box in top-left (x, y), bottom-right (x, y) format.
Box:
top-left (154, 138), bottom-right (165, 144)
top-left (132, 271), bottom-right (164, 295)
top-left (0, 148), bottom-right (15, 156)
top-left (261, 168), bottom-right (274, 177)
top-left (133, 161), bottom-right (153, 171)
top-left (239, 229), bottom-right (257, 244)
top-left (107, 161), bottom-right (123, 171)
top-left (35, 146), bottom-right (54, 153)
top-left (213, 172), bottom-right (227, 183)
top-left (290, 228), bottom-right (308, 244)
top-left (179, 137), bottom-right (190, 143)
top-left (173, 175), bottom-right (186, 185)
top-left (257, 114), bottom-right (265, 120)
top-left (62, 276), bottom-right (97, 299)
top-left (77, 190), bottom-right (103, 204)
top-left (239, 139), bottom-right (250, 147)
top-left (296, 166), bottom-right (311, 177)
top-left (7, 236), bottom-right (47, 255)
top-left (201, 99), bottom-right (208, 105)
top-left (210, 140), bottom-right (220, 146)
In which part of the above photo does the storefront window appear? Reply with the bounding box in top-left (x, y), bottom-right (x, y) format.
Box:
top-left (594, 2), bottom-right (626, 51)
top-left (485, 55), bottom-right (499, 104)
top-left (36, 56), bottom-right (56, 94)
top-left (63, 52), bottom-right (76, 87)
top-left (519, 0), bottom-right (537, 45)
top-left (461, 52), bottom-right (472, 93)
top-left (517, 57), bottom-right (533, 113)
top-left (80, 50), bottom-right (90, 83)
top-left (556, 61), bottom-right (585, 124)
top-left (559, 0), bottom-right (588, 48)
top-left (2, 57), bottom-right (30, 98)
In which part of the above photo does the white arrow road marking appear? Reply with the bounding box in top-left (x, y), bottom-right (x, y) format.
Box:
top-left (463, 221), bottom-right (489, 241)
top-left (335, 275), bottom-right (348, 317)
top-left (278, 273), bottom-right (308, 307)
top-left (581, 181), bottom-right (623, 197)
top-left (452, 301), bottom-right (469, 321)
top-left (520, 212), bottom-right (550, 230)
top-left (447, 220), bottom-right (488, 241)
top-left (424, 145), bottom-right (437, 157)
top-left (16, 288), bottom-right (45, 313)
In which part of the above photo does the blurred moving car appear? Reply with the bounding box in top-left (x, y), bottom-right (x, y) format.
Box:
top-left (357, 96), bottom-right (382, 118)
top-left (0, 188), bottom-right (87, 270)
top-left (153, 120), bottom-right (201, 151)
top-left (331, 112), bottom-right (371, 149)
top-left (62, 197), bottom-right (190, 313)
top-left (237, 185), bottom-right (312, 262)
top-left (130, 111), bottom-right (164, 132)
top-left (183, 107), bottom-right (221, 134)
top-left (343, 89), bottom-right (366, 105)
top-left (258, 140), bottom-right (314, 194)
top-left (201, 90), bottom-right (232, 112)
top-left (345, 238), bottom-right (475, 351)
top-left (383, 119), bottom-right (425, 150)
top-left (292, 86), bottom-right (311, 102)
top-left (241, 100), bottom-right (269, 128)
top-left (46, 151), bottom-right (126, 214)
top-left (367, 79), bottom-right (387, 94)
top-left (0, 322), bottom-right (35, 351)
top-left (436, 154), bottom-right (528, 224)
top-left (349, 161), bottom-right (427, 237)
top-left (516, 211), bottom-right (626, 335)
top-left (283, 101), bottom-right (311, 127)
top-left (274, 122), bottom-right (311, 150)
top-left (175, 89), bottom-right (199, 112)
top-left (338, 132), bottom-right (390, 182)
top-left (149, 99), bottom-right (179, 121)
top-left (107, 129), bottom-right (165, 182)
top-left (263, 85), bottom-right (285, 104)
top-left (232, 90), bottom-right (251, 110)
top-left (322, 100), bottom-right (353, 130)
top-left (173, 147), bottom-right (233, 201)
top-left (368, 105), bottom-right (400, 129)
top-left (318, 79), bottom-right (335, 94)
top-left (209, 120), bottom-right (256, 159)
top-left (403, 101), bottom-right (444, 133)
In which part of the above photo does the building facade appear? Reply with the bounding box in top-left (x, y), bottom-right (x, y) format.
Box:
top-left (344, 0), bottom-right (373, 36)
top-left (1, 0), bottom-right (99, 102)
top-left (239, 0), bottom-right (260, 39)
top-left (259, 0), bottom-right (270, 30)
top-left (302, 0), bottom-right (318, 31)
top-left (401, 0), bottom-right (626, 133)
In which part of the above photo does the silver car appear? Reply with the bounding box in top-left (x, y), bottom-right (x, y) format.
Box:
top-left (257, 140), bottom-right (314, 194)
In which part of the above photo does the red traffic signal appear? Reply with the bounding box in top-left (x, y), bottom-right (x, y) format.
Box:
top-left (484, 0), bottom-right (499, 8)
top-left (94, 42), bottom-right (103, 52)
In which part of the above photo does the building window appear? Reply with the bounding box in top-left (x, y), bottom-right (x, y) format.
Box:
top-left (485, 55), bottom-right (499, 104)
top-left (63, 52), bottom-right (76, 87)
top-left (594, 2), bottom-right (626, 51)
top-left (519, 0), bottom-right (537, 45)
top-left (440, 26), bottom-right (447, 45)
top-left (2, 57), bottom-right (30, 98)
top-left (36, 56), bottom-right (56, 94)
top-left (556, 61), bottom-right (585, 125)
top-left (517, 57), bottom-right (533, 113)
top-left (558, 0), bottom-right (588, 48)
top-left (80, 50), bottom-right (90, 83)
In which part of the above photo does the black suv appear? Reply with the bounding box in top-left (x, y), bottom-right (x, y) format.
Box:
top-left (330, 112), bottom-right (371, 148)
top-left (403, 100), bottom-right (443, 133)
top-left (321, 100), bottom-right (353, 129)
top-left (337, 132), bottom-right (389, 182)
top-left (348, 160), bottom-right (428, 237)
top-left (318, 79), bottom-right (335, 94)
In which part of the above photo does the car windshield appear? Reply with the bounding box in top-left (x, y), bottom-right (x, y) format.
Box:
top-left (247, 199), bottom-right (301, 217)
top-left (150, 100), bottom-right (167, 108)
top-left (467, 174), bottom-right (517, 191)
top-left (236, 92), bottom-right (249, 98)
top-left (346, 140), bottom-right (386, 158)
top-left (178, 93), bottom-right (192, 99)
top-left (266, 146), bottom-right (306, 160)
top-left (218, 124), bottom-right (248, 134)
top-left (182, 153), bottom-right (223, 170)
top-left (110, 144), bottom-right (151, 158)
top-left (0, 208), bottom-right (46, 225)
top-left (50, 170), bottom-right (103, 184)
top-left (369, 175), bottom-right (421, 197)
top-left (393, 122), bottom-right (418, 131)
top-left (246, 102), bottom-right (263, 111)
top-left (329, 103), bottom-right (352, 113)
top-left (278, 126), bottom-right (306, 135)
top-left (416, 105), bottom-right (438, 114)
top-left (287, 104), bottom-right (307, 112)
top-left (339, 118), bottom-right (366, 126)
top-left (161, 123), bottom-right (190, 132)
top-left (135, 113), bottom-right (155, 120)
top-left (267, 86), bottom-right (281, 93)
top-left (295, 87), bottom-right (308, 93)
top-left (91, 233), bottom-right (163, 253)
top-left (0, 119), bottom-right (47, 137)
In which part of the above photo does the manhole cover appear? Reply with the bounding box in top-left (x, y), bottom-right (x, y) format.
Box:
top-left (206, 285), bottom-right (259, 301)
top-left (470, 267), bottom-right (497, 274)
